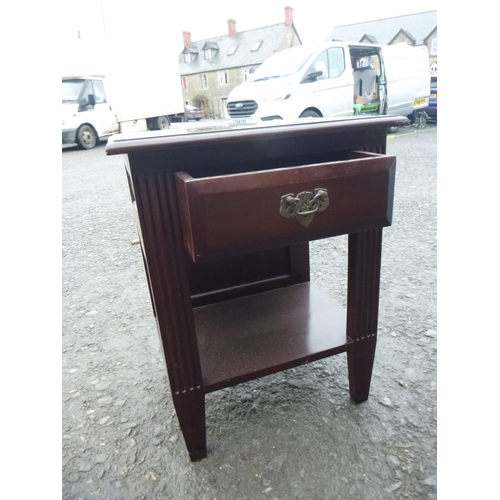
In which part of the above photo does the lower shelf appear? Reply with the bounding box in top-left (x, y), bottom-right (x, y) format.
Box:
top-left (193, 282), bottom-right (352, 393)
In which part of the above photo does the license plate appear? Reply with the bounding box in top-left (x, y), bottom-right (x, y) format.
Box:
top-left (430, 93), bottom-right (436, 98)
top-left (414, 98), bottom-right (428, 106)
top-left (232, 118), bottom-right (247, 125)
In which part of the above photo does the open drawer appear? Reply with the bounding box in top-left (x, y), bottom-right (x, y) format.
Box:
top-left (175, 150), bottom-right (396, 262)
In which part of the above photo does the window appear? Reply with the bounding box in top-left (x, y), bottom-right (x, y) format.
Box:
top-left (430, 38), bottom-right (437, 55)
top-left (91, 80), bottom-right (107, 103)
top-left (79, 80), bottom-right (93, 107)
top-left (204, 49), bottom-right (213, 60)
top-left (251, 41), bottom-right (262, 51)
top-left (181, 76), bottom-right (188, 90)
top-left (219, 72), bottom-right (229, 86)
top-left (302, 48), bottom-right (345, 83)
top-left (228, 45), bottom-right (238, 55)
top-left (184, 53), bottom-right (192, 63)
top-left (252, 45), bottom-right (317, 80)
top-left (327, 47), bottom-right (345, 78)
top-left (310, 51), bottom-right (328, 80)
top-left (243, 69), bottom-right (250, 82)
top-left (199, 74), bottom-right (207, 89)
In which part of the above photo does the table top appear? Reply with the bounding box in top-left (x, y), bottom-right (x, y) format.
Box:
top-left (105, 115), bottom-right (409, 156)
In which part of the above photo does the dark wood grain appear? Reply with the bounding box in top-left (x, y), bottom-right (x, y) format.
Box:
top-left (175, 151), bottom-right (395, 262)
top-left (106, 117), bottom-right (401, 461)
top-left (105, 115), bottom-right (408, 157)
top-left (194, 282), bottom-right (350, 393)
top-left (346, 229), bottom-right (383, 403)
top-left (187, 243), bottom-right (310, 307)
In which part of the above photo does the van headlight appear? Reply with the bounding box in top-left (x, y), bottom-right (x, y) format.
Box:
top-left (263, 85), bottom-right (292, 102)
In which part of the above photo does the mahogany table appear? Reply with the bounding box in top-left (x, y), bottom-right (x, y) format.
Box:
top-left (106, 115), bottom-right (408, 461)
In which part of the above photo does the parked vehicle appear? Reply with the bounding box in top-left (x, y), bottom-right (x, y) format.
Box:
top-left (62, 40), bottom-right (185, 149)
top-left (184, 104), bottom-right (205, 121)
top-left (425, 76), bottom-right (437, 121)
top-left (226, 42), bottom-right (430, 129)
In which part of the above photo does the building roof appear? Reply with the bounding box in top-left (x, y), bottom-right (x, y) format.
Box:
top-left (326, 10), bottom-right (437, 45)
top-left (179, 23), bottom-right (301, 76)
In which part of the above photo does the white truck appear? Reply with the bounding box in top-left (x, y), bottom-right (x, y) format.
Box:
top-left (226, 42), bottom-right (430, 129)
top-left (62, 40), bottom-right (185, 149)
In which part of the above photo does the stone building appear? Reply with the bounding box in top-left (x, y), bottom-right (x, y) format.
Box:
top-left (326, 11), bottom-right (437, 76)
top-left (179, 6), bottom-right (302, 119)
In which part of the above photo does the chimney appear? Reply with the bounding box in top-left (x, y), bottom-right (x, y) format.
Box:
top-left (183, 31), bottom-right (192, 47)
top-left (285, 6), bottom-right (293, 26)
top-left (228, 19), bottom-right (236, 37)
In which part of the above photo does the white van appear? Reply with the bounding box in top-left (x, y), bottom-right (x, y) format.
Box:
top-left (227, 42), bottom-right (430, 125)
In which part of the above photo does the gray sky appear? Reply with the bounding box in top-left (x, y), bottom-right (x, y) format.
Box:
top-left (61, 0), bottom-right (438, 46)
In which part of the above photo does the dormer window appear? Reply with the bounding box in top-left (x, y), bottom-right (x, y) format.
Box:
top-left (228, 45), bottom-right (238, 55)
top-left (183, 51), bottom-right (199, 63)
top-left (201, 41), bottom-right (219, 61)
top-left (251, 41), bottom-right (262, 51)
top-left (182, 45), bottom-right (199, 64)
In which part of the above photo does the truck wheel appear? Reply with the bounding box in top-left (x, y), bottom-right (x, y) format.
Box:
top-left (156, 116), bottom-right (170, 130)
top-left (76, 125), bottom-right (97, 149)
top-left (299, 110), bottom-right (321, 118)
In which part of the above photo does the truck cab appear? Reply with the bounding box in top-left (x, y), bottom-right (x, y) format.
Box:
top-left (62, 77), bottom-right (119, 149)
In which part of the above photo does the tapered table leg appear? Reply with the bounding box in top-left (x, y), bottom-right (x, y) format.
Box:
top-left (133, 170), bottom-right (206, 459)
top-left (346, 229), bottom-right (383, 403)
top-left (173, 390), bottom-right (207, 461)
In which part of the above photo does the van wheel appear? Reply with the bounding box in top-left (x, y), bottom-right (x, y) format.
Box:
top-left (415, 113), bottom-right (427, 129)
top-left (77, 125), bottom-right (97, 149)
top-left (299, 110), bottom-right (321, 118)
top-left (382, 104), bottom-right (399, 134)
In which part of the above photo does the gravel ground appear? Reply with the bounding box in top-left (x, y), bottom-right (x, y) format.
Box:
top-left (62, 124), bottom-right (437, 499)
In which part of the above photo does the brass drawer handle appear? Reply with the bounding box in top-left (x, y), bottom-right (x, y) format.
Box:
top-left (280, 188), bottom-right (329, 227)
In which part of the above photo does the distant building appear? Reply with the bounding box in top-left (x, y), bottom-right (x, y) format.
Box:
top-left (179, 6), bottom-right (302, 119)
top-left (326, 11), bottom-right (437, 76)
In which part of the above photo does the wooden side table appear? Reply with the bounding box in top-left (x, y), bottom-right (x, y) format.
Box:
top-left (106, 116), bottom-right (408, 461)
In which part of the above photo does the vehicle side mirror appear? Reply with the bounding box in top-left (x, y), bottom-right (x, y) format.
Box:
top-left (300, 70), bottom-right (323, 84)
top-left (88, 94), bottom-right (96, 106)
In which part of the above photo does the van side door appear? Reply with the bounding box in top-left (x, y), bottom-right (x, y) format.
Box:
top-left (300, 46), bottom-right (353, 118)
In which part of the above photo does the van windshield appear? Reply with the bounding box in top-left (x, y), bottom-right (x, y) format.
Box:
top-left (62, 79), bottom-right (85, 103)
top-left (252, 45), bottom-right (317, 81)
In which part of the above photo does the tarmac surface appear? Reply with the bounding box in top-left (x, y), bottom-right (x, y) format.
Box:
top-left (62, 123), bottom-right (437, 499)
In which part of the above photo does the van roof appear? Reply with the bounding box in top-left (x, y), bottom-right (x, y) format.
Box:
top-left (62, 75), bottom-right (106, 80)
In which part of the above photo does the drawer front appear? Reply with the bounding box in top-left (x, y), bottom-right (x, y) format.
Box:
top-left (175, 151), bottom-right (395, 262)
